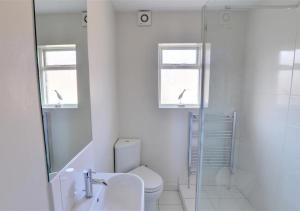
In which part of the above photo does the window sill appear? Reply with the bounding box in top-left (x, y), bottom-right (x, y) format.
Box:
top-left (159, 103), bottom-right (209, 109)
top-left (42, 104), bottom-right (78, 110)
top-left (159, 104), bottom-right (200, 109)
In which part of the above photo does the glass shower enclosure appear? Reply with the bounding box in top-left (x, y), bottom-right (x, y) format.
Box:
top-left (189, 1), bottom-right (300, 211)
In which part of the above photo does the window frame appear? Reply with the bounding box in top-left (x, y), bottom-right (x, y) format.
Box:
top-left (37, 44), bottom-right (78, 109)
top-left (158, 43), bottom-right (203, 109)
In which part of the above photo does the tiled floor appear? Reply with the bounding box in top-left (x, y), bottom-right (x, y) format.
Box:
top-left (159, 191), bottom-right (184, 211)
top-left (179, 185), bottom-right (256, 211)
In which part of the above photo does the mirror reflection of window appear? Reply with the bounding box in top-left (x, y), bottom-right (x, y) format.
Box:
top-left (34, 1), bottom-right (92, 182)
top-left (37, 45), bottom-right (78, 108)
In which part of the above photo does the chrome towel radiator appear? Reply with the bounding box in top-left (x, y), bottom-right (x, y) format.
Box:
top-left (187, 112), bottom-right (237, 188)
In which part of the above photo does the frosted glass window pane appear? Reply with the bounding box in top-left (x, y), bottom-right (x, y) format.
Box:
top-left (44, 70), bottom-right (78, 105)
top-left (162, 49), bottom-right (197, 65)
top-left (160, 69), bottom-right (199, 105)
top-left (45, 50), bottom-right (76, 66)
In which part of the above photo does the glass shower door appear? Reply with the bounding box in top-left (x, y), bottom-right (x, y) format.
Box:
top-left (196, 1), bottom-right (299, 211)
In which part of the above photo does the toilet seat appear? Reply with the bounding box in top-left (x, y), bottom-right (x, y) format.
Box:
top-left (129, 166), bottom-right (163, 193)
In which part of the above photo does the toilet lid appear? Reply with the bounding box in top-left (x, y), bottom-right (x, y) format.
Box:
top-left (130, 166), bottom-right (163, 193)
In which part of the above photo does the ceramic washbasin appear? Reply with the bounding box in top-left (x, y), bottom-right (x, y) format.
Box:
top-left (73, 173), bottom-right (144, 211)
top-left (91, 173), bottom-right (144, 211)
top-left (72, 173), bottom-right (144, 211)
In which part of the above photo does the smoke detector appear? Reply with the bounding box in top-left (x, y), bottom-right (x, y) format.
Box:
top-left (137, 10), bottom-right (152, 26)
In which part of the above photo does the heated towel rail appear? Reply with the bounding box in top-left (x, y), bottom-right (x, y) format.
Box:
top-left (187, 112), bottom-right (237, 188)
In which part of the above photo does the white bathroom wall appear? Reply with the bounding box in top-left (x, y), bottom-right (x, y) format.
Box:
top-left (116, 11), bottom-right (247, 188)
top-left (236, 8), bottom-right (299, 210)
top-left (88, 0), bottom-right (119, 172)
top-left (36, 13), bottom-right (92, 172)
top-left (0, 0), bottom-right (51, 210)
top-left (283, 13), bottom-right (300, 209)
top-left (51, 142), bottom-right (95, 211)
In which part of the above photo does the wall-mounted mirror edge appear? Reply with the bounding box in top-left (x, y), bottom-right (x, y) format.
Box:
top-left (33, 0), bottom-right (92, 181)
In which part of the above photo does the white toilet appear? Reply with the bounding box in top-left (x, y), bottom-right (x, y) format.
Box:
top-left (114, 139), bottom-right (163, 211)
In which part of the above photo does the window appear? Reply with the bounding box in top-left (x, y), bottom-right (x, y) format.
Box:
top-left (38, 45), bottom-right (78, 109)
top-left (158, 43), bottom-right (210, 108)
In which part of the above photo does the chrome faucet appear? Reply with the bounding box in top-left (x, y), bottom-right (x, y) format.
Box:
top-left (83, 169), bottom-right (108, 198)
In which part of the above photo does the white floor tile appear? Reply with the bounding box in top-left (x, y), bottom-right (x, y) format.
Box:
top-left (182, 198), bottom-right (194, 211)
top-left (244, 204), bottom-right (256, 211)
top-left (204, 186), bottom-right (244, 199)
top-left (210, 198), bottom-right (255, 211)
top-left (183, 198), bottom-right (215, 211)
top-left (159, 205), bottom-right (184, 211)
top-left (179, 185), bottom-right (209, 199)
top-left (179, 185), bottom-right (196, 198)
top-left (179, 185), bottom-right (256, 211)
top-left (229, 190), bottom-right (244, 199)
top-left (159, 191), bottom-right (182, 205)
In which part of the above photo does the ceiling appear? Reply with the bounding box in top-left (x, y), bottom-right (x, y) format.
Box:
top-left (112, 0), bottom-right (299, 11)
top-left (35, 0), bottom-right (299, 13)
top-left (112, 0), bottom-right (207, 11)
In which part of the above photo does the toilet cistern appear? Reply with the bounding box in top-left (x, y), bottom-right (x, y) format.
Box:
top-left (83, 169), bottom-right (108, 198)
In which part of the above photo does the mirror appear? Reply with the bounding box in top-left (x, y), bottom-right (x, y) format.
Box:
top-left (33, 0), bottom-right (92, 181)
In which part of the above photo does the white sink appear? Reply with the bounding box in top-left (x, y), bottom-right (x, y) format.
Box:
top-left (92, 173), bottom-right (144, 211)
top-left (73, 173), bottom-right (144, 211)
